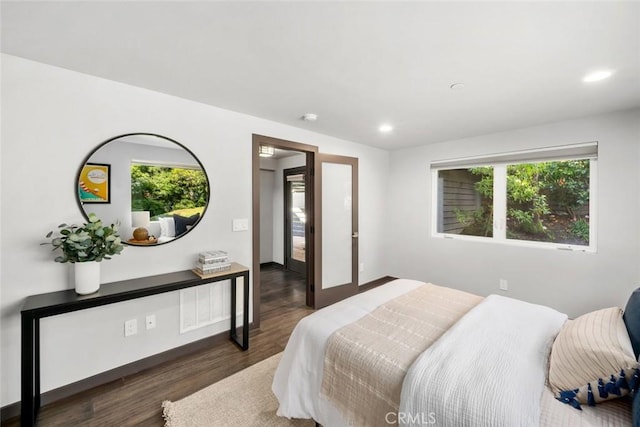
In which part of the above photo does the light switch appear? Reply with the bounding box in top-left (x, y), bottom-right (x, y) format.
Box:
top-left (232, 218), bottom-right (249, 232)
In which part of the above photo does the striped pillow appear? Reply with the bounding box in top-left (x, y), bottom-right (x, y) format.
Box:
top-left (549, 307), bottom-right (639, 409)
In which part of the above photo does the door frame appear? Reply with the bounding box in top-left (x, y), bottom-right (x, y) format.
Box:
top-left (252, 134), bottom-right (317, 328)
top-left (283, 166), bottom-right (307, 276)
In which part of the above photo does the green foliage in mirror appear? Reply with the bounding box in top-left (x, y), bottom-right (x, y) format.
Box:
top-left (131, 165), bottom-right (208, 219)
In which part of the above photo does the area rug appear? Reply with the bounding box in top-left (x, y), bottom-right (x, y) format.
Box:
top-left (162, 352), bottom-right (315, 426)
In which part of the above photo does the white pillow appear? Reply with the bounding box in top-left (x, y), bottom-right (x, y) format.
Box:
top-left (147, 221), bottom-right (161, 238)
top-left (159, 217), bottom-right (176, 237)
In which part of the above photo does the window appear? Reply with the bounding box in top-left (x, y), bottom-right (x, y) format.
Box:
top-left (437, 167), bottom-right (494, 237)
top-left (131, 162), bottom-right (208, 219)
top-left (433, 143), bottom-right (597, 251)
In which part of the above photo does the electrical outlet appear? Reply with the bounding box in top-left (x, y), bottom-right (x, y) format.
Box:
top-left (124, 319), bottom-right (138, 337)
top-left (499, 279), bottom-right (508, 291)
top-left (359, 262), bottom-right (365, 273)
top-left (146, 314), bottom-right (156, 330)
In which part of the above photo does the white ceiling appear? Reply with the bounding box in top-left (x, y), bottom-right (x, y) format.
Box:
top-left (2, 1), bottom-right (639, 150)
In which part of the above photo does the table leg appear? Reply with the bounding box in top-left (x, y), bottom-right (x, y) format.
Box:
top-left (242, 271), bottom-right (249, 350)
top-left (34, 318), bottom-right (41, 411)
top-left (229, 274), bottom-right (249, 351)
top-left (230, 276), bottom-right (237, 344)
top-left (21, 313), bottom-right (38, 427)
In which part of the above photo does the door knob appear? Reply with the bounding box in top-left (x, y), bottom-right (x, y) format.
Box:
top-left (352, 232), bottom-right (359, 238)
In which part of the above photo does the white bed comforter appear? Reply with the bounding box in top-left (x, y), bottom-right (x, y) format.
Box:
top-left (399, 294), bottom-right (567, 427)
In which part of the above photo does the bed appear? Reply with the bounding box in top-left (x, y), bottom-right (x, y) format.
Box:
top-left (273, 279), bottom-right (640, 426)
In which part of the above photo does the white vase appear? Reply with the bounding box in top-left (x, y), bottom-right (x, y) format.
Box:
top-left (74, 262), bottom-right (101, 295)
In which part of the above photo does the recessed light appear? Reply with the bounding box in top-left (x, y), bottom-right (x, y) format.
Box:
top-left (583, 70), bottom-right (614, 83)
top-left (379, 124), bottom-right (393, 133)
top-left (450, 82), bottom-right (465, 90)
top-left (301, 113), bottom-right (318, 122)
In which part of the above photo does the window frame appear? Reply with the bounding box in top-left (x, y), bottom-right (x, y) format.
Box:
top-left (431, 144), bottom-right (598, 253)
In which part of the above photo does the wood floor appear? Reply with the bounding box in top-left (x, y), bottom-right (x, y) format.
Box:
top-left (3, 265), bottom-right (314, 427)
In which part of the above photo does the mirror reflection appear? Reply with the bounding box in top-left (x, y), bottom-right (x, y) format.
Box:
top-left (77, 133), bottom-right (209, 246)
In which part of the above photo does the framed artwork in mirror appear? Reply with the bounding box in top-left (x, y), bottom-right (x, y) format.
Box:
top-left (78, 163), bottom-right (110, 203)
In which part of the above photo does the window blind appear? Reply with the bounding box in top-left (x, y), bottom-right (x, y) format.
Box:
top-left (430, 141), bottom-right (597, 169)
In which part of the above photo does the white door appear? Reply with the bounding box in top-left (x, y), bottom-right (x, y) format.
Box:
top-left (314, 153), bottom-right (358, 308)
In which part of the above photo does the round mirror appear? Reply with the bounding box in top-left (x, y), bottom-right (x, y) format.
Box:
top-left (76, 133), bottom-right (210, 246)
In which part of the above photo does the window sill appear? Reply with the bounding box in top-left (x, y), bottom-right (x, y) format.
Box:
top-left (433, 233), bottom-right (596, 253)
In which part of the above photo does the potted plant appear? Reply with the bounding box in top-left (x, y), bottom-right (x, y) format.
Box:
top-left (43, 213), bottom-right (124, 294)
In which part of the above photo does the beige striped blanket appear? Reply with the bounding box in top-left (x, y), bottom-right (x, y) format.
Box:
top-left (320, 283), bottom-right (482, 426)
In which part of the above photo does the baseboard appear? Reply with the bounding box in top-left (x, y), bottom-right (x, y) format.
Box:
top-left (358, 275), bottom-right (397, 293)
top-left (0, 325), bottom-right (254, 422)
top-left (260, 261), bottom-right (284, 269)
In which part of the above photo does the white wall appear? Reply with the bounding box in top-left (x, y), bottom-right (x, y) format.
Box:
top-left (0, 54), bottom-right (390, 406)
top-left (386, 109), bottom-right (640, 318)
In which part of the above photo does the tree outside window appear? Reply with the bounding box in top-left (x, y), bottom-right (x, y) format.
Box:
top-left (131, 164), bottom-right (208, 219)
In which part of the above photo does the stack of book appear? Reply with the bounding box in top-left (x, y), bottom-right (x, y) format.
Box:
top-left (194, 250), bottom-right (230, 275)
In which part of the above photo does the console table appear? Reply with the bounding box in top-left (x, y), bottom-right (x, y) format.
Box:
top-left (21, 263), bottom-right (249, 427)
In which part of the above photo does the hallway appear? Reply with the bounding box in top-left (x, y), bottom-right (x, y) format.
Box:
top-left (260, 263), bottom-right (308, 319)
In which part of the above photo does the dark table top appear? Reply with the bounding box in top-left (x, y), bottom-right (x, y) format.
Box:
top-left (22, 263), bottom-right (249, 316)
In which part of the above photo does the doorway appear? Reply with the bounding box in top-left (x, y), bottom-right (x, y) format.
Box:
top-left (252, 134), bottom-right (360, 328)
top-left (252, 135), bottom-right (317, 328)
top-left (284, 166), bottom-right (307, 276)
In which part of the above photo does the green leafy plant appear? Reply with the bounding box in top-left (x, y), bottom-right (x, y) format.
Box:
top-left (570, 218), bottom-right (590, 243)
top-left (42, 213), bottom-right (124, 263)
top-left (454, 208), bottom-right (474, 228)
top-left (540, 160), bottom-right (589, 219)
top-left (508, 208), bottom-right (547, 235)
top-left (455, 207), bottom-right (493, 237)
